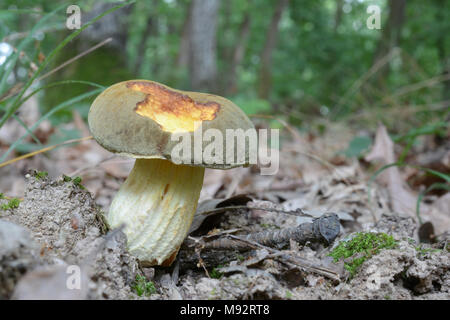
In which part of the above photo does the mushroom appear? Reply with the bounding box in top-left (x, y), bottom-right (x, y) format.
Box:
top-left (88, 80), bottom-right (255, 266)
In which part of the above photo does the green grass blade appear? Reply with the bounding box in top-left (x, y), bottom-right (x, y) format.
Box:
top-left (416, 182), bottom-right (450, 224)
top-left (11, 114), bottom-right (42, 145)
top-left (0, 4), bottom-right (66, 93)
top-left (0, 88), bottom-right (102, 163)
top-left (2, 81), bottom-right (104, 145)
top-left (0, 0), bottom-right (134, 129)
top-left (19, 80), bottom-right (105, 103)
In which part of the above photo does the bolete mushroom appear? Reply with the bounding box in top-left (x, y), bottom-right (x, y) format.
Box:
top-left (88, 80), bottom-right (255, 266)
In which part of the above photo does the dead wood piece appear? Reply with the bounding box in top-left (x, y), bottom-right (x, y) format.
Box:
top-left (178, 213), bottom-right (340, 279)
top-left (205, 212), bottom-right (339, 250)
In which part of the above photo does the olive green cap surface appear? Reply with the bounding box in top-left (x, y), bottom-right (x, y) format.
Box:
top-left (88, 80), bottom-right (255, 169)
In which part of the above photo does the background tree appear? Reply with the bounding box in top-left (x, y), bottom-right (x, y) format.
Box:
top-left (188, 0), bottom-right (220, 92)
top-left (257, 0), bottom-right (289, 100)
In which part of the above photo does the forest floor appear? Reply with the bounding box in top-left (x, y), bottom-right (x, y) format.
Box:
top-left (0, 111), bottom-right (449, 300)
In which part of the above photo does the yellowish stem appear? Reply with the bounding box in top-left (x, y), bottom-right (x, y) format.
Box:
top-left (107, 158), bottom-right (205, 266)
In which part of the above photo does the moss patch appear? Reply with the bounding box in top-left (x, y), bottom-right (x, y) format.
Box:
top-left (0, 198), bottom-right (21, 211)
top-left (34, 171), bottom-right (48, 180)
top-left (132, 275), bottom-right (157, 297)
top-left (210, 265), bottom-right (224, 279)
top-left (329, 232), bottom-right (397, 278)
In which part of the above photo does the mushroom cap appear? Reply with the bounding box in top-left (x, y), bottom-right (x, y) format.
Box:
top-left (88, 80), bottom-right (256, 169)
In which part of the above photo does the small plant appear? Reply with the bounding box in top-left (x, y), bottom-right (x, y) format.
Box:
top-left (62, 175), bottom-right (85, 189)
top-left (72, 176), bottom-right (85, 189)
top-left (1, 198), bottom-right (21, 210)
top-left (34, 171), bottom-right (48, 180)
top-left (132, 275), bottom-right (157, 297)
top-left (210, 265), bottom-right (224, 279)
top-left (329, 232), bottom-right (397, 278)
top-left (414, 245), bottom-right (441, 257)
top-left (286, 290), bottom-right (293, 299)
top-left (236, 254), bottom-right (245, 262)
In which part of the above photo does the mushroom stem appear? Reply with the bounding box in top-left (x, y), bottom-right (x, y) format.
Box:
top-left (107, 158), bottom-right (205, 266)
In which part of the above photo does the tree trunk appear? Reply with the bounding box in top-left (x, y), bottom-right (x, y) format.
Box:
top-left (371, 0), bottom-right (406, 87)
top-left (188, 0), bottom-right (221, 92)
top-left (225, 8), bottom-right (252, 95)
top-left (177, 0), bottom-right (193, 68)
top-left (134, 11), bottom-right (157, 75)
top-left (257, 0), bottom-right (289, 99)
top-left (334, 0), bottom-right (343, 32)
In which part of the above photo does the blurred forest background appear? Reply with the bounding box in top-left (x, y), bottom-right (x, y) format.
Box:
top-left (1, 0), bottom-right (450, 301)
top-left (0, 0), bottom-right (449, 201)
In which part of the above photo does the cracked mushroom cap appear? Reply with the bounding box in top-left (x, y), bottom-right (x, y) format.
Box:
top-left (88, 80), bottom-right (255, 169)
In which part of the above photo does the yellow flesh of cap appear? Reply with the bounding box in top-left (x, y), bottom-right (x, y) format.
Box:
top-left (127, 81), bottom-right (219, 133)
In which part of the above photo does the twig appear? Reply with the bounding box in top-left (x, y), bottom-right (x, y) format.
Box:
top-left (0, 38), bottom-right (111, 103)
top-left (179, 214), bottom-right (341, 281)
top-left (224, 234), bottom-right (341, 281)
top-left (197, 204), bottom-right (314, 218)
top-left (0, 136), bottom-right (93, 168)
top-left (38, 38), bottom-right (112, 81)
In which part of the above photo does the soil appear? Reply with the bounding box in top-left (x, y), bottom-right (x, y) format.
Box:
top-left (0, 172), bottom-right (448, 300)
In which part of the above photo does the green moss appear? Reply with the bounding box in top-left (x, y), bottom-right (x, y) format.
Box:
top-left (34, 171), bottom-right (48, 180)
top-left (415, 245), bottom-right (441, 256)
top-left (1, 198), bottom-right (21, 211)
top-left (72, 176), bottom-right (85, 189)
top-left (62, 175), bottom-right (85, 189)
top-left (236, 254), bottom-right (245, 262)
top-left (329, 232), bottom-right (397, 278)
top-left (132, 275), bottom-right (157, 297)
top-left (286, 290), bottom-right (293, 299)
top-left (210, 265), bottom-right (224, 279)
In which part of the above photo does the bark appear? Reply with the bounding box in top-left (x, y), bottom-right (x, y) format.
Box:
top-left (176, 0), bottom-right (193, 68)
top-left (372, 0), bottom-right (407, 86)
top-left (179, 213), bottom-right (340, 268)
top-left (257, 0), bottom-right (289, 99)
top-left (225, 9), bottom-right (252, 95)
top-left (134, 10), bottom-right (157, 75)
top-left (81, 2), bottom-right (132, 52)
top-left (334, 0), bottom-right (343, 32)
top-left (188, 0), bottom-right (221, 92)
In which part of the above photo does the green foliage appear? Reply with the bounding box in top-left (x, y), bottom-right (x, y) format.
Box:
top-left (132, 275), bottom-right (157, 297)
top-left (341, 135), bottom-right (372, 158)
top-left (1, 197), bottom-right (21, 210)
top-left (62, 174), bottom-right (84, 189)
top-left (285, 290), bottom-right (293, 299)
top-left (393, 122), bottom-right (449, 163)
top-left (329, 232), bottom-right (397, 278)
top-left (414, 245), bottom-right (441, 257)
top-left (368, 162), bottom-right (450, 224)
top-left (72, 176), bottom-right (84, 189)
top-left (34, 170), bottom-right (48, 180)
top-left (210, 265), bottom-right (224, 279)
top-left (232, 97), bottom-right (272, 115)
